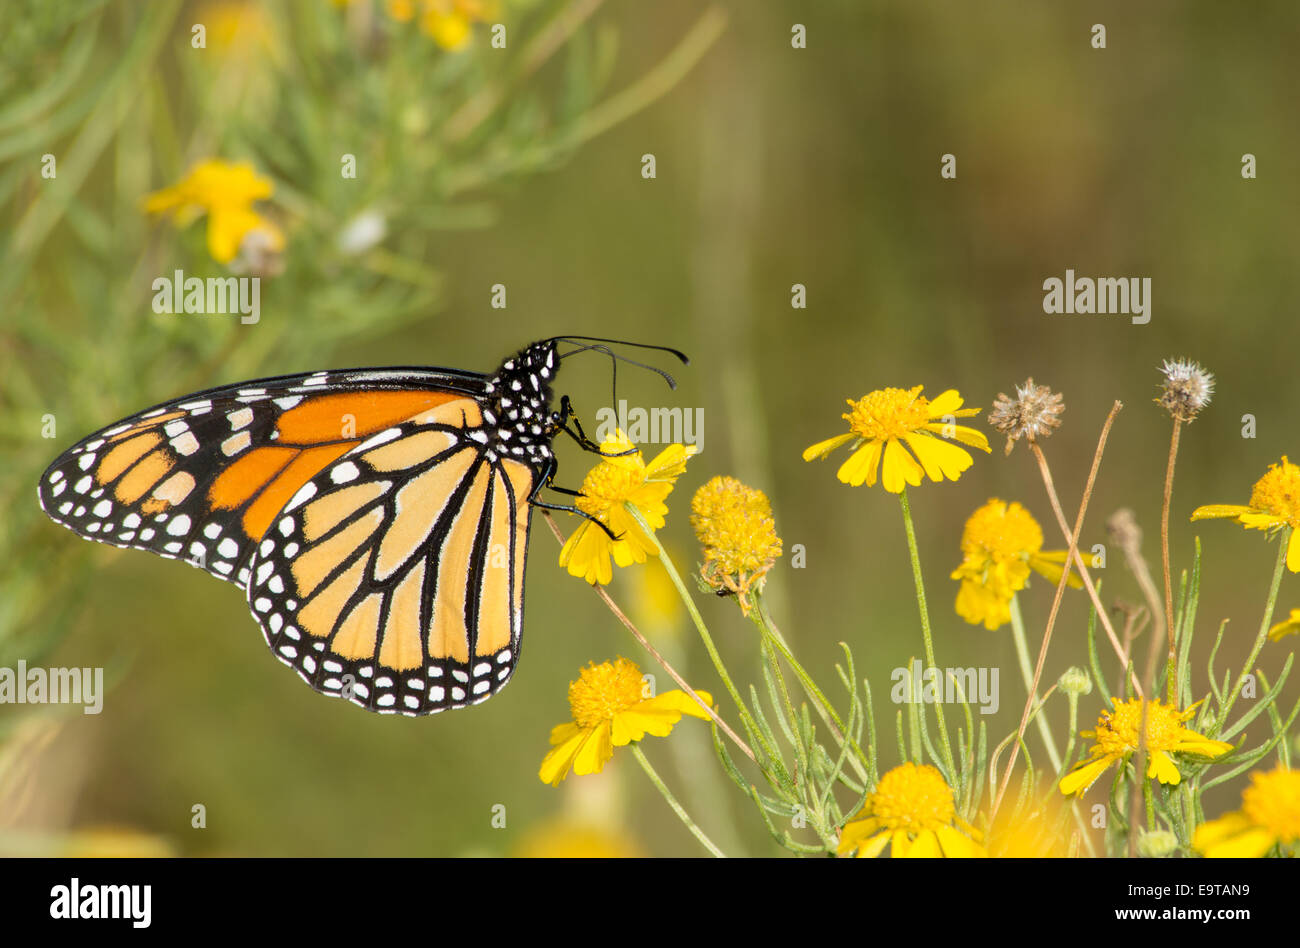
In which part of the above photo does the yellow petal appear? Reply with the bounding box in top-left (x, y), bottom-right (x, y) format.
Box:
top-left (1190, 504), bottom-right (1253, 521)
top-left (935, 824), bottom-right (987, 858)
top-left (836, 441), bottom-right (882, 487)
top-left (855, 831), bottom-right (891, 859)
top-left (902, 829), bottom-right (942, 858)
top-left (539, 725), bottom-right (592, 786)
top-left (881, 438), bottom-right (924, 493)
top-left (548, 721), bottom-right (583, 746)
top-left (905, 432), bottom-right (975, 483)
top-left (1059, 756), bottom-right (1113, 796)
top-left (1029, 550), bottom-right (1084, 589)
top-left (558, 521), bottom-right (614, 586)
top-left (1238, 512), bottom-right (1286, 532)
top-left (1148, 750), bottom-right (1182, 785)
top-left (1289, 529), bottom-right (1300, 573)
top-left (803, 433), bottom-right (855, 462)
top-left (889, 829), bottom-right (912, 857)
top-left (925, 389), bottom-right (967, 417)
top-left (571, 721), bottom-right (614, 776)
top-left (609, 690), bottom-right (713, 745)
top-left (924, 422), bottom-right (990, 452)
top-left (1194, 812), bottom-right (1276, 858)
top-left (644, 443), bottom-right (697, 481)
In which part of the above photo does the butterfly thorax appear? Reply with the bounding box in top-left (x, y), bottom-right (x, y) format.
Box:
top-left (479, 341), bottom-right (559, 466)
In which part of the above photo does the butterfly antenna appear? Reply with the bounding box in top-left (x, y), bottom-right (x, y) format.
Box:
top-left (555, 339), bottom-right (683, 391)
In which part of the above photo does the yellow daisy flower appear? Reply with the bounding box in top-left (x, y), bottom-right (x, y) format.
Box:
top-left (1191, 456), bottom-right (1300, 573)
top-left (951, 498), bottom-right (1082, 630)
top-left (690, 475), bottom-right (782, 609)
top-left (538, 658), bottom-right (712, 786)
top-left (558, 431), bottom-right (696, 586)
top-left (837, 762), bottom-right (986, 858)
top-left (1194, 766), bottom-right (1300, 858)
top-left (803, 386), bottom-right (990, 492)
top-left (143, 159), bottom-right (284, 264)
top-left (1269, 608), bottom-right (1300, 642)
top-left (1059, 698), bottom-right (1233, 796)
top-left (383, 0), bottom-right (495, 50)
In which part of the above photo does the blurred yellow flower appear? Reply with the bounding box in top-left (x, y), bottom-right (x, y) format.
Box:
top-left (558, 430), bottom-right (696, 586)
top-left (1269, 608), bottom-right (1300, 642)
top-left (837, 762), bottom-right (986, 858)
top-left (383, 0), bottom-right (496, 50)
top-left (61, 826), bottom-right (174, 858)
top-left (1194, 766), bottom-right (1300, 858)
top-left (985, 803), bottom-right (1069, 858)
top-left (539, 658), bottom-right (712, 786)
top-left (1192, 456), bottom-right (1300, 573)
top-left (1059, 698), bottom-right (1233, 796)
top-left (143, 159), bottom-right (284, 264)
top-left (513, 819), bottom-right (642, 858)
top-left (803, 386), bottom-right (989, 492)
top-left (951, 498), bottom-right (1081, 630)
top-left (199, 0), bottom-right (276, 55)
top-left (690, 475), bottom-right (782, 608)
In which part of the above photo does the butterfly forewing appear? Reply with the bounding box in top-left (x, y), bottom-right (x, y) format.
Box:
top-left (37, 368), bottom-right (488, 586)
top-left (245, 405), bottom-right (540, 714)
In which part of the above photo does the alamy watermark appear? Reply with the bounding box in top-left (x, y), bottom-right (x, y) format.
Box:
top-left (151, 269), bottom-right (260, 324)
top-left (891, 659), bottom-right (999, 715)
top-left (595, 400), bottom-right (703, 450)
top-left (0, 661), bottom-right (103, 714)
top-left (1042, 268), bottom-right (1150, 325)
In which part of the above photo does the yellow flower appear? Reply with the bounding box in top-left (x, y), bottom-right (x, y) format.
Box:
top-left (1194, 766), bottom-right (1300, 858)
top-left (1269, 608), bottom-right (1300, 642)
top-left (1059, 698), bottom-right (1233, 796)
top-left (199, 0), bottom-right (276, 55)
top-left (513, 819), bottom-right (642, 858)
top-left (143, 159), bottom-right (284, 264)
top-left (803, 386), bottom-right (990, 492)
top-left (1192, 456), bottom-right (1300, 572)
top-left (539, 658), bottom-right (712, 786)
top-left (951, 498), bottom-right (1082, 630)
top-left (837, 762), bottom-right (986, 858)
top-left (383, 0), bottom-right (495, 49)
top-left (985, 798), bottom-right (1069, 858)
top-left (690, 476), bottom-right (782, 608)
top-left (558, 431), bottom-right (696, 586)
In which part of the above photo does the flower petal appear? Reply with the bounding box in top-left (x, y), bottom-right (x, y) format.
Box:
top-left (571, 721), bottom-right (614, 776)
top-left (905, 432), bottom-right (975, 483)
top-left (1194, 812), bottom-right (1276, 858)
top-left (1029, 550), bottom-right (1084, 589)
top-left (1059, 756), bottom-right (1113, 796)
top-left (881, 438), bottom-right (924, 493)
top-left (559, 520), bottom-right (614, 586)
top-left (902, 829), bottom-right (942, 858)
top-left (1289, 529), bottom-right (1300, 573)
top-left (836, 441), bottom-right (882, 487)
top-left (803, 433), bottom-right (855, 462)
top-left (924, 422), bottom-right (990, 452)
top-left (609, 690), bottom-right (713, 745)
top-left (935, 824), bottom-right (987, 858)
top-left (1147, 750), bottom-right (1182, 785)
top-left (1190, 504), bottom-right (1253, 522)
top-left (539, 725), bottom-right (593, 786)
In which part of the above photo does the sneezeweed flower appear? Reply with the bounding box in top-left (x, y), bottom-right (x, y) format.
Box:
top-left (987, 378), bottom-right (1064, 456)
top-left (513, 819), bottom-right (643, 858)
top-left (143, 159), bottom-right (284, 264)
top-left (383, 0), bottom-right (496, 50)
top-left (1059, 698), bottom-right (1233, 796)
top-left (1191, 456), bottom-right (1300, 572)
top-left (1269, 608), bottom-right (1300, 642)
top-left (1156, 357), bottom-right (1214, 423)
top-left (1193, 766), bottom-right (1300, 858)
top-left (558, 431), bottom-right (696, 585)
top-left (837, 762), bottom-right (986, 858)
top-left (803, 386), bottom-right (989, 492)
top-left (950, 498), bottom-right (1082, 630)
top-left (690, 476), bottom-right (782, 609)
top-left (538, 658), bottom-right (713, 786)
top-left (985, 800), bottom-right (1069, 858)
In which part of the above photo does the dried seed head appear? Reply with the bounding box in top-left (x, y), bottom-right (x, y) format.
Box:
top-left (1157, 358), bottom-right (1214, 423)
top-left (987, 378), bottom-right (1065, 455)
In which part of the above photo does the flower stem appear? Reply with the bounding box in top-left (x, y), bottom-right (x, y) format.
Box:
top-left (1216, 527), bottom-right (1291, 730)
top-left (1161, 418), bottom-right (1182, 702)
top-left (631, 745), bottom-right (726, 857)
top-left (1009, 596), bottom-right (1062, 774)
top-left (898, 487), bottom-right (957, 778)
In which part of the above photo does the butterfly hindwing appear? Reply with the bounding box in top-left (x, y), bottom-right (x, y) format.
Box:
top-left (245, 407), bottom-right (541, 715)
top-left (37, 368), bottom-right (488, 586)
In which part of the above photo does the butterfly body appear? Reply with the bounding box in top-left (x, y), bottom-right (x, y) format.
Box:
top-left (39, 340), bottom-right (564, 715)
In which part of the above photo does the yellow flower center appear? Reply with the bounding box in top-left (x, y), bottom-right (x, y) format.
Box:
top-left (843, 386), bottom-right (932, 442)
top-left (567, 658), bottom-right (645, 728)
top-left (1241, 768), bottom-right (1300, 843)
top-left (575, 440), bottom-right (646, 518)
top-left (960, 498), bottom-right (1044, 561)
top-left (691, 476), bottom-right (783, 582)
top-left (1249, 457), bottom-right (1300, 526)
top-left (866, 762), bottom-right (956, 833)
top-left (1093, 698), bottom-right (1186, 756)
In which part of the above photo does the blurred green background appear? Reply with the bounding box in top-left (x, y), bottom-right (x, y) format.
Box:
top-left (2, 0), bottom-right (1298, 856)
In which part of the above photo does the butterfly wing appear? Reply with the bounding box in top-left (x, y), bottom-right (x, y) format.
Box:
top-left (37, 367), bottom-right (487, 587)
top-left (244, 410), bottom-right (542, 715)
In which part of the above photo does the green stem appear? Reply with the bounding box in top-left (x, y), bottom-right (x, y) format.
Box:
top-left (1010, 596), bottom-right (1062, 773)
top-left (898, 488), bottom-right (957, 777)
top-left (626, 505), bottom-right (772, 759)
top-left (1217, 527), bottom-right (1291, 730)
top-left (630, 745), bottom-right (726, 857)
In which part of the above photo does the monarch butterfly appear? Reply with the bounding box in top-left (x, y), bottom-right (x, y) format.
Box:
top-left (38, 337), bottom-right (685, 716)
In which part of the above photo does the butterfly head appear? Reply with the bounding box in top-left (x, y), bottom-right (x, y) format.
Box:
top-left (482, 340), bottom-right (561, 464)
